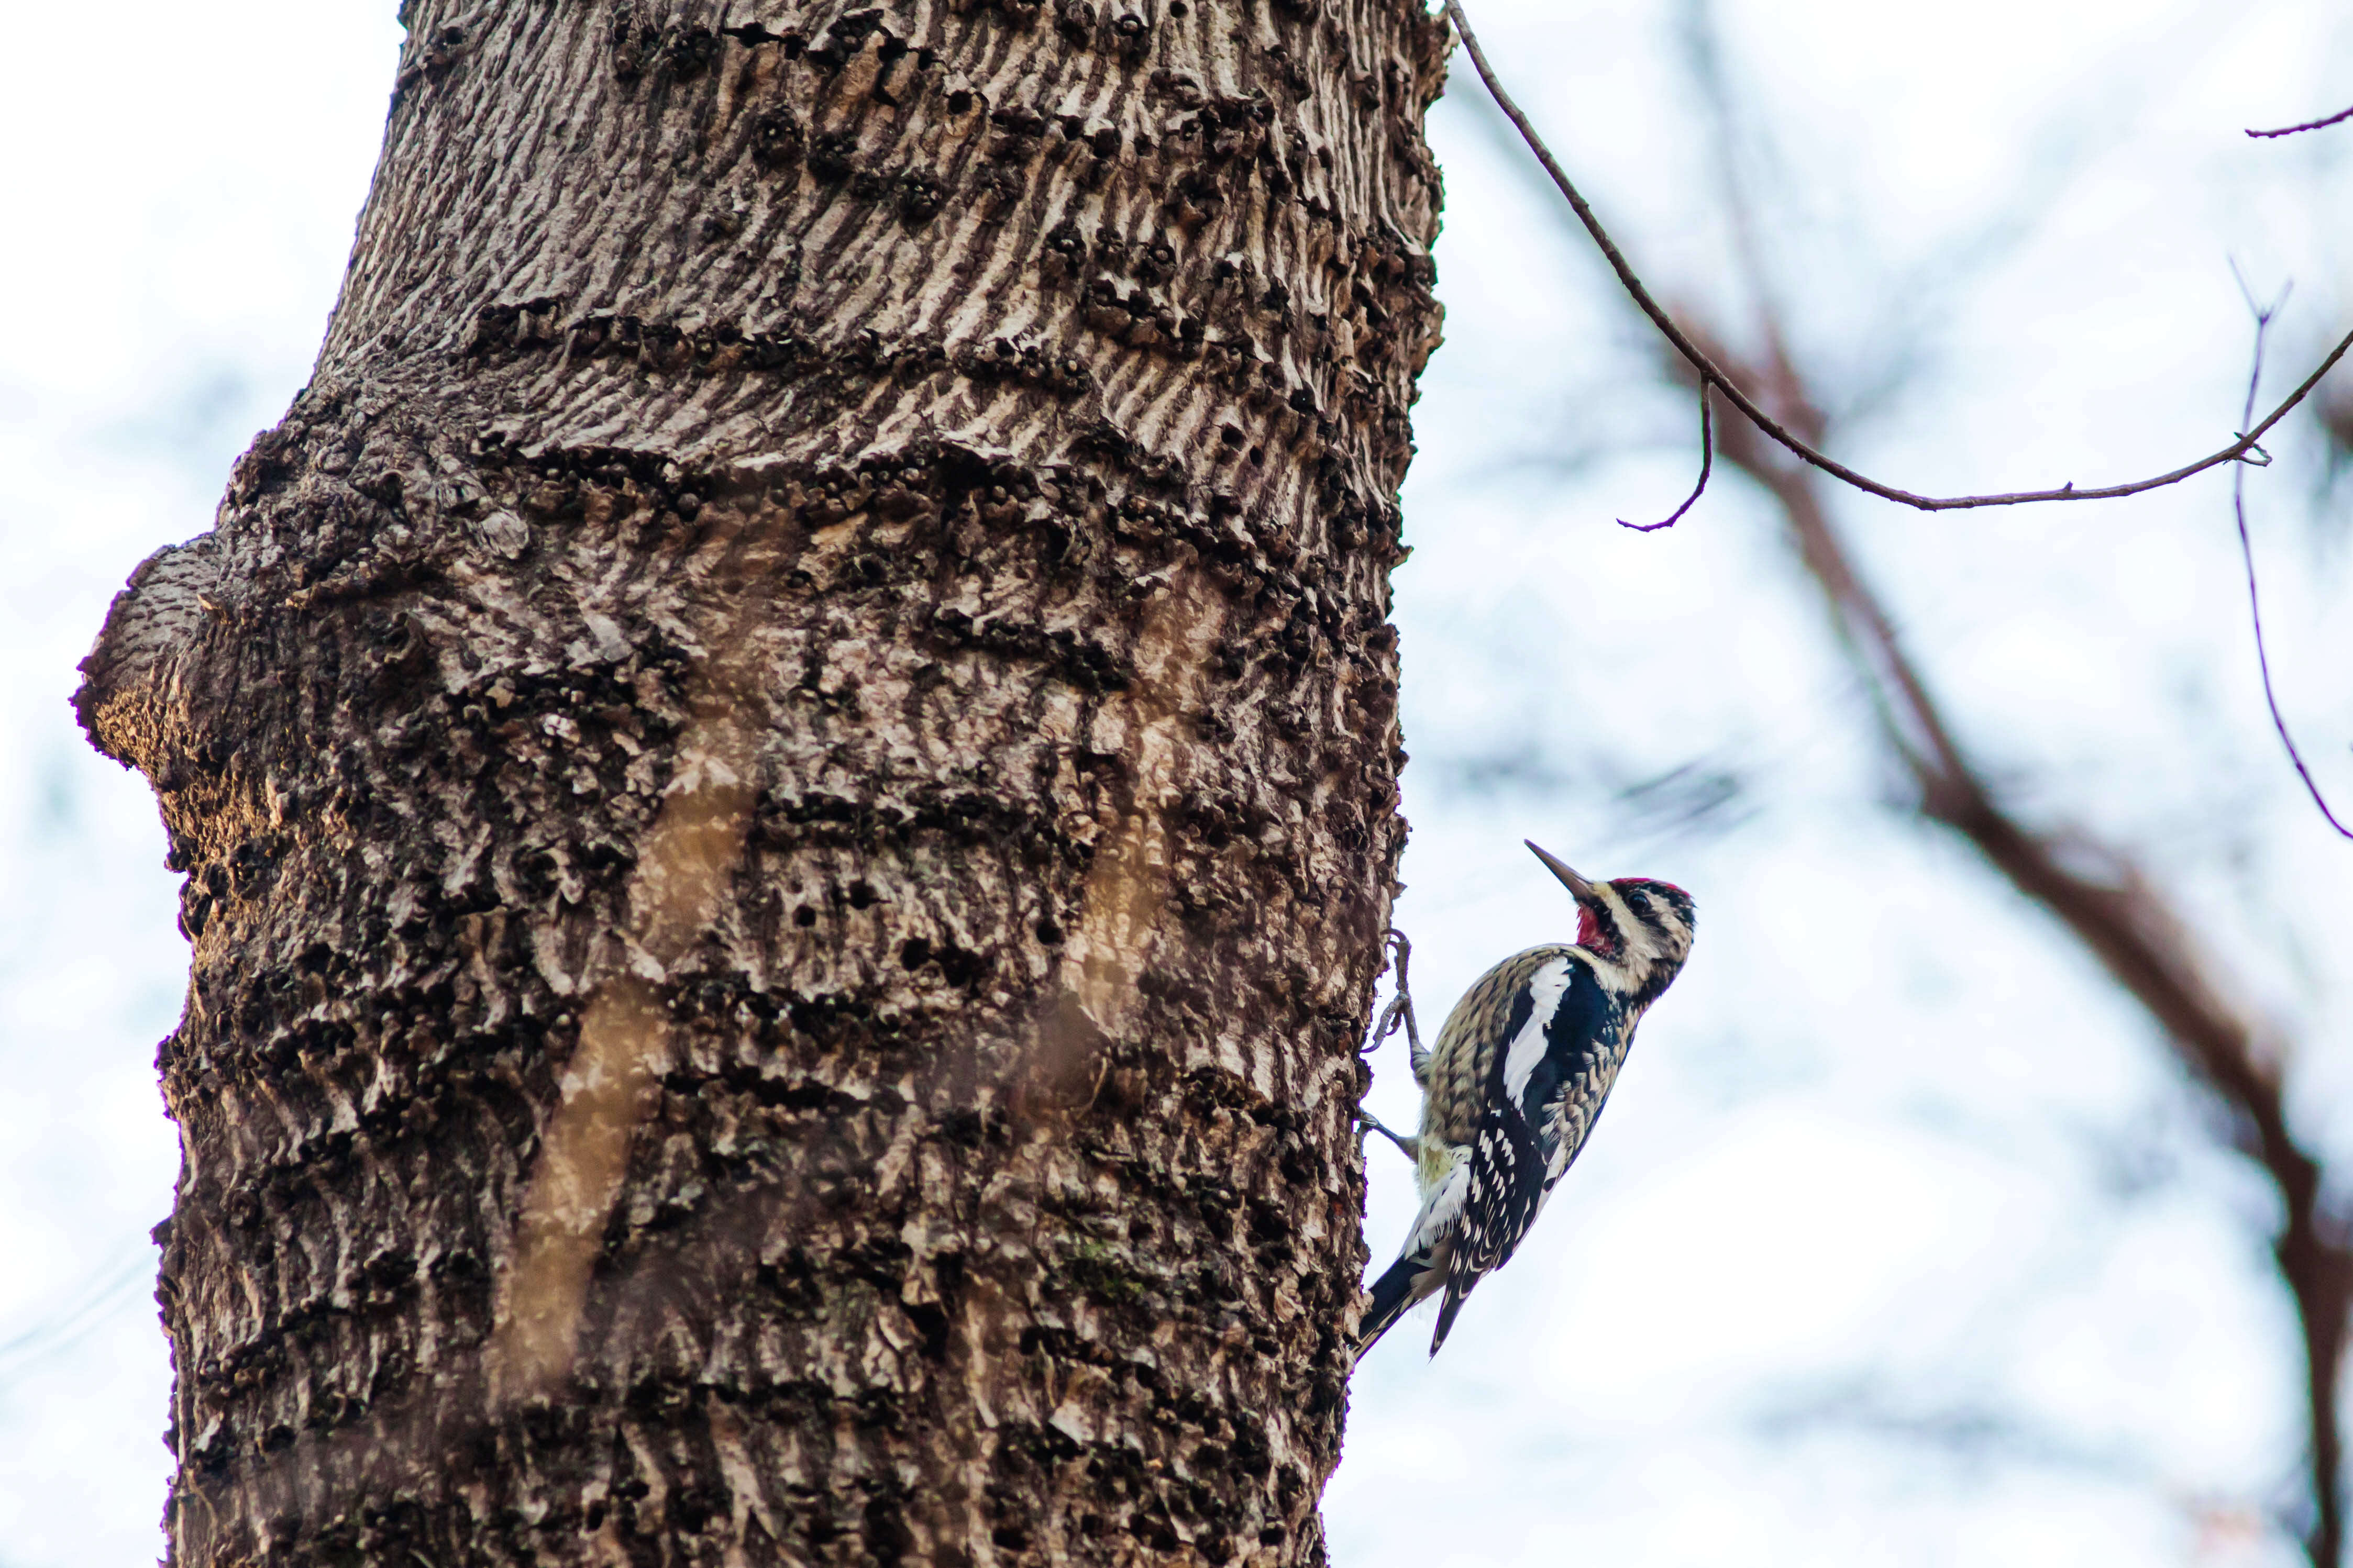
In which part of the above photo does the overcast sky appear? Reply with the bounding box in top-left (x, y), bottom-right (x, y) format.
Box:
top-left (2, 3), bottom-right (2349, 1566)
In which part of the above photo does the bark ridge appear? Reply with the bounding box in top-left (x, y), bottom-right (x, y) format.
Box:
top-left (81, 1), bottom-right (1447, 1562)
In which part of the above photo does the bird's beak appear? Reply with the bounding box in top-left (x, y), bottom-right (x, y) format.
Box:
top-left (1525, 840), bottom-right (1600, 904)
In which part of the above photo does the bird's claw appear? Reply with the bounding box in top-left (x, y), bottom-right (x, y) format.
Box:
top-left (1358, 929), bottom-right (1424, 1163)
top-left (1362, 928), bottom-right (1424, 1062)
top-left (1354, 1107), bottom-right (1420, 1162)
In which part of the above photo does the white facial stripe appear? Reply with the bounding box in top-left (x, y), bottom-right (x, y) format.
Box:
top-left (1606, 885), bottom-right (1672, 968)
top-left (1602, 886), bottom-right (1641, 951)
top-left (1501, 957), bottom-right (1572, 1100)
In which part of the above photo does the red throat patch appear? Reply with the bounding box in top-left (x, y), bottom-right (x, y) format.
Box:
top-left (1576, 906), bottom-right (1605, 951)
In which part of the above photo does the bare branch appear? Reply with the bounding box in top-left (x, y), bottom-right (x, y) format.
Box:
top-left (1595, 17), bottom-right (2353, 1545)
top-left (2230, 296), bottom-right (2353, 839)
top-left (1677, 312), bottom-right (2353, 1568)
top-left (1442, 0), bottom-right (2353, 513)
top-left (2249, 103), bottom-right (2353, 140)
top-left (1619, 384), bottom-right (1713, 531)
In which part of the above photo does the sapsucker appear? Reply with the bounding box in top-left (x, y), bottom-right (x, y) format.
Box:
top-left (1356, 842), bottom-right (1697, 1359)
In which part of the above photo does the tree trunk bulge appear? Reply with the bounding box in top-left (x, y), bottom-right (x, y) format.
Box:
top-left (77, 1), bottom-right (1445, 1562)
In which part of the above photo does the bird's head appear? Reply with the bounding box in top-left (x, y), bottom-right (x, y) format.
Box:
top-left (1525, 840), bottom-right (1697, 998)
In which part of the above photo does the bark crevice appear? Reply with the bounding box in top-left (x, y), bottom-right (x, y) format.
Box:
top-left (82, 0), bottom-right (1443, 1563)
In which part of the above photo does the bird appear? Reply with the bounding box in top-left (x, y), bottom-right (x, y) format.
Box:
top-left (1355, 841), bottom-right (1696, 1360)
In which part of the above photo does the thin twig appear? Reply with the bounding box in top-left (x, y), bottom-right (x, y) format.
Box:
top-left (2231, 291), bottom-right (2353, 839)
top-left (2249, 103), bottom-right (2353, 140)
top-left (1442, 0), bottom-right (2353, 513)
top-left (1620, 384), bottom-right (1714, 531)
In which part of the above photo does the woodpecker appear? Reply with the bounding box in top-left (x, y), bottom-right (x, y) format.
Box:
top-left (1356, 841), bottom-right (1696, 1360)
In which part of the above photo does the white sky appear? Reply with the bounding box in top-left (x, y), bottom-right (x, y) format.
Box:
top-left (1, 3), bottom-right (2348, 1565)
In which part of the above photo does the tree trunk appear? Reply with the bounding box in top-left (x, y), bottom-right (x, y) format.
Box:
top-left (76, 1), bottom-right (1445, 1563)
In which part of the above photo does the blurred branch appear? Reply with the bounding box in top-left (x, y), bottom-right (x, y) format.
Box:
top-left (1442, 0), bottom-right (2353, 513)
top-left (1674, 304), bottom-right (2353, 1568)
top-left (1754, 1376), bottom-right (2150, 1481)
top-left (1645, 23), bottom-right (2353, 1542)
top-left (2250, 104), bottom-right (2353, 139)
top-left (1423, 738), bottom-right (1760, 849)
top-left (2318, 380), bottom-right (2353, 496)
top-left (0, 1245), bottom-right (153, 1378)
top-left (1494, 0), bottom-right (2353, 1543)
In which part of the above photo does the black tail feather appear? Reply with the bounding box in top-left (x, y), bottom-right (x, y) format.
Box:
top-left (1429, 1278), bottom-right (1468, 1356)
top-left (1355, 1253), bottom-right (1429, 1362)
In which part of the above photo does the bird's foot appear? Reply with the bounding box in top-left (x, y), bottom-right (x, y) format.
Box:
top-left (1363, 928), bottom-right (1424, 1068)
top-left (1354, 1107), bottom-right (1420, 1162)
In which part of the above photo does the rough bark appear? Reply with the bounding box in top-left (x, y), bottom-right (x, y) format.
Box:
top-left (75, 2), bottom-right (1446, 1563)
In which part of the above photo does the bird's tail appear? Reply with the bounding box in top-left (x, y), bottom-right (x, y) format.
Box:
top-left (1354, 1253), bottom-right (1429, 1363)
top-left (1429, 1277), bottom-right (1470, 1356)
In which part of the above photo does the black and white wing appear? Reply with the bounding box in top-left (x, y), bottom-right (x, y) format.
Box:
top-left (1430, 1096), bottom-right (1546, 1352)
top-left (1355, 1152), bottom-right (1470, 1358)
top-left (1429, 954), bottom-right (1620, 1352)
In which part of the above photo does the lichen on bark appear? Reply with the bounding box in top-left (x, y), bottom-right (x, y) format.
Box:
top-left (78, 0), bottom-right (1447, 1562)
